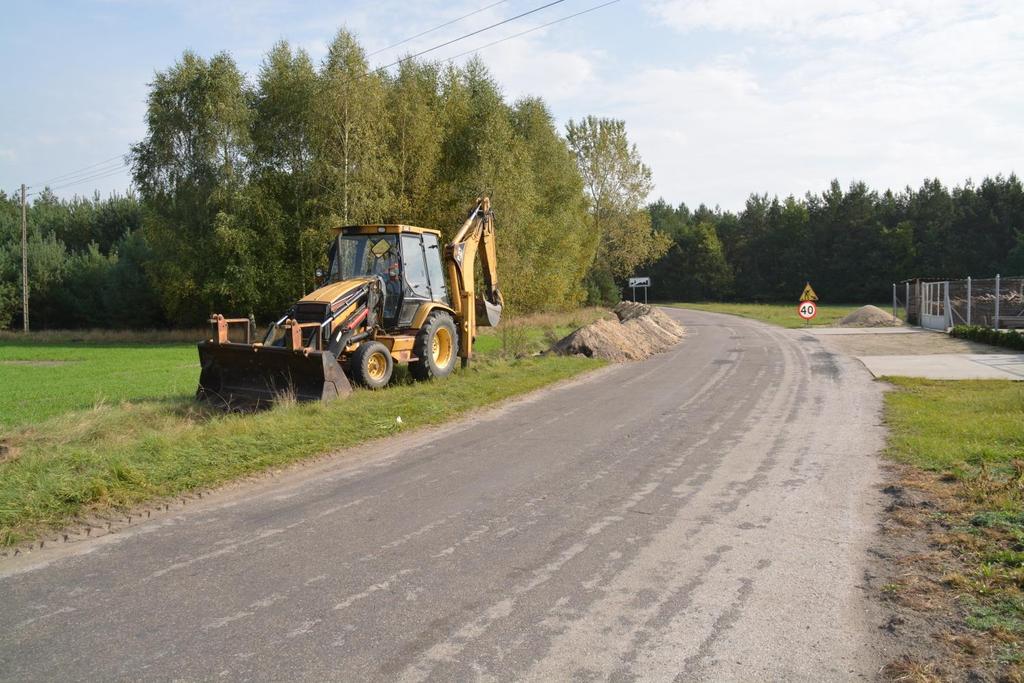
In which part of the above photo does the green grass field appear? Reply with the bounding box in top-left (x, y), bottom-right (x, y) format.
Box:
top-left (666, 302), bottom-right (893, 328)
top-left (0, 309), bottom-right (606, 546)
top-left (0, 309), bottom-right (607, 436)
top-left (0, 344), bottom-right (197, 431)
top-left (885, 378), bottom-right (1024, 475)
top-left (883, 378), bottom-right (1024, 672)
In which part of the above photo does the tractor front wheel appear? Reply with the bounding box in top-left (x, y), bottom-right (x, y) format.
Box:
top-left (350, 341), bottom-right (394, 389)
top-left (410, 312), bottom-right (459, 381)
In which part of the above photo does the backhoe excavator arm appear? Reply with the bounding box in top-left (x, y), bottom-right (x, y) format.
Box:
top-left (446, 197), bottom-right (504, 364)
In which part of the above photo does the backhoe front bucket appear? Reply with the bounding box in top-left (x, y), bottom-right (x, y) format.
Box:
top-left (196, 342), bottom-right (352, 406)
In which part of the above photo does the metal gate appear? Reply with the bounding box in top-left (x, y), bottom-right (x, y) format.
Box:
top-left (920, 281), bottom-right (950, 330)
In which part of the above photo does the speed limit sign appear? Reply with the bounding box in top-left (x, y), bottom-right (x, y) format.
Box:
top-left (798, 301), bottom-right (817, 320)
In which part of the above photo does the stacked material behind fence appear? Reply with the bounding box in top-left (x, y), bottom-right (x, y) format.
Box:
top-left (897, 275), bottom-right (1024, 330)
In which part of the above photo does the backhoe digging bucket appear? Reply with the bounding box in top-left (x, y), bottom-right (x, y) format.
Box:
top-left (477, 299), bottom-right (502, 327)
top-left (196, 342), bottom-right (352, 406)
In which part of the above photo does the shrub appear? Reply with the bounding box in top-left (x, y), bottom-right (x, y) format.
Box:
top-left (951, 325), bottom-right (1024, 351)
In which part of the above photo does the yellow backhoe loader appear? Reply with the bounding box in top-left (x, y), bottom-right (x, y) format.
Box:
top-left (196, 197), bottom-right (503, 404)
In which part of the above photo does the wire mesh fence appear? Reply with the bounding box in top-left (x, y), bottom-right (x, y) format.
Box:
top-left (897, 275), bottom-right (1024, 331)
top-left (892, 284), bottom-right (910, 326)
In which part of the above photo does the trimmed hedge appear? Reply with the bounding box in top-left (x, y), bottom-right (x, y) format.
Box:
top-left (951, 325), bottom-right (1024, 351)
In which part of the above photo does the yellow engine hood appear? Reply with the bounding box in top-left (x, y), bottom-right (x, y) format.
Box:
top-left (300, 278), bottom-right (374, 305)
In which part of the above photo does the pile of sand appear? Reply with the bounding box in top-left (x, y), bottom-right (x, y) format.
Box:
top-left (551, 302), bottom-right (685, 362)
top-left (837, 304), bottom-right (902, 327)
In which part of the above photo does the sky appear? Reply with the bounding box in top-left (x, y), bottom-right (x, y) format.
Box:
top-left (0, 0), bottom-right (1021, 211)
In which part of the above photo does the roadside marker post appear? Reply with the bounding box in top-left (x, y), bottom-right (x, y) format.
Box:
top-left (628, 276), bottom-right (651, 304)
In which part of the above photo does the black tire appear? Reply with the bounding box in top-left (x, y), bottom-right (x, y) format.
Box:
top-left (410, 312), bottom-right (460, 381)
top-left (350, 341), bottom-right (394, 389)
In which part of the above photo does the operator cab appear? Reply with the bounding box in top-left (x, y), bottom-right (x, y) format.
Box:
top-left (328, 225), bottom-right (450, 329)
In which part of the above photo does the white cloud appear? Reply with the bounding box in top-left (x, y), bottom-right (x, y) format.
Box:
top-left (472, 35), bottom-right (602, 104)
top-left (645, 0), bottom-right (1016, 42)
top-left (605, 0), bottom-right (1024, 208)
top-left (10, 0), bottom-right (1019, 207)
top-left (368, 0), bottom-right (1022, 208)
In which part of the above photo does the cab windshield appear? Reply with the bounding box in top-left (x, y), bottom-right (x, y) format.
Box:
top-left (328, 235), bottom-right (399, 283)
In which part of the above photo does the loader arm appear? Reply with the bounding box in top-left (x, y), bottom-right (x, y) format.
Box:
top-left (446, 197), bottom-right (504, 363)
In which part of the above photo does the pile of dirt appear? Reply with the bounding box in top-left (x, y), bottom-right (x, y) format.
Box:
top-left (551, 302), bottom-right (685, 362)
top-left (837, 304), bottom-right (902, 327)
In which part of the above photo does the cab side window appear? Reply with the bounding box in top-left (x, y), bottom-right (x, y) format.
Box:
top-left (422, 233), bottom-right (449, 304)
top-left (400, 234), bottom-right (431, 299)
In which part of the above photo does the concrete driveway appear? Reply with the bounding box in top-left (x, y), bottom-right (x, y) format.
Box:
top-left (803, 326), bottom-right (1024, 380)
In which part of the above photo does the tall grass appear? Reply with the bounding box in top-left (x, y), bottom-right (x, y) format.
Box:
top-left (883, 377), bottom-right (1024, 675)
top-left (478, 306), bottom-right (610, 357)
top-left (0, 328), bottom-right (206, 345)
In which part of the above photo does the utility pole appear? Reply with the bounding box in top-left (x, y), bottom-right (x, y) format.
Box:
top-left (20, 183), bottom-right (29, 333)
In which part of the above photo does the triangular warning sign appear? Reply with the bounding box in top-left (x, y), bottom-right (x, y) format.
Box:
top-left (800, 282), bottom-right (818, 302)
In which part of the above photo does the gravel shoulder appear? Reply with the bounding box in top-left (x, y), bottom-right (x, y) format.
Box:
top-left (807, 328), bottom-right (1001, 356)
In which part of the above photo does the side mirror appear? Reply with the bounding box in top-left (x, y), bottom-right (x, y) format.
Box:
top-left (314, 268), bottom-right (325, 287)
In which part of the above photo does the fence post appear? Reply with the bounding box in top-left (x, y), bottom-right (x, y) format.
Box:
top-left (966, 276), bottom-right (972, 326)
top-left (892, 283), bottom-right (897, 326)
top-left (944, 282), bottom-right (952, 330)
top-left (994, 274), bottom-right (1001, 330)
top-left (905, 282), bottom-right (910, 325)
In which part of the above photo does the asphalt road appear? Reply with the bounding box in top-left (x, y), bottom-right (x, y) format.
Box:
top-left (0, 308), bottom-right (888, 681)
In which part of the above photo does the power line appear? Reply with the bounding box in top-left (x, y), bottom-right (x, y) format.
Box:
top-left (33, 160), bottom-right (126, 191)
top-left (440, 0), bottom-right (622, 64)
top-left (373, 0), bottom-right (567, 73)
top-left (31, 153), bottom-right (126, 187)
top-left (367, 0), bottom-right (511, 57)
top-left (25, 0), bottom-right (605, 198)
top-left (35, 163), bottom-right (129, 194)
top-left (46, 165), bottom-right (128, 192)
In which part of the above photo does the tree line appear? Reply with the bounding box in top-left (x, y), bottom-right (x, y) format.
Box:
top-left (5, 166), bottom-right (1021, 330)
top-left (648, 175), bottom-right (1024, 303)
top-left (1, 29), bottom-right (663, 330)
top-left (0, 191), bottom-right (163, 329)
top-left (4, 29), bottom-right (1021, 329)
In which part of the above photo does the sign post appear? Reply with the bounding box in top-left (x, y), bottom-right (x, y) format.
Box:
top-left (798, 282), bottom-right (818, 326)
top-left (628, 276), bottom-right (651, 303)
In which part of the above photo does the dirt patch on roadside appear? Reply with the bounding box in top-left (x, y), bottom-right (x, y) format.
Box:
top-left (551, 302), bottom-right (684, 361)
top-left (869, 463), bottom-right (1024, 681)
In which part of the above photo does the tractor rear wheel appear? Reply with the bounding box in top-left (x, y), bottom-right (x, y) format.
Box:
top-left (410, 312), bottom-right (459, 381)
top-left (350, 341), bottom-right (394, 389)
